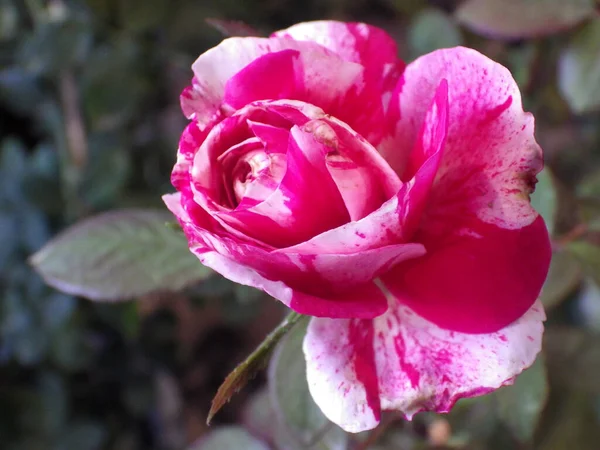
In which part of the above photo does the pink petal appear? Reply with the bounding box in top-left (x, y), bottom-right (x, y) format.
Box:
top-left (283, 81), bottom-right (448, 254)
top-left (378, 47), bottom-right (551, 332)
top-left (163, 193), bottom-right (425, 319)
top-left (184, 36), bottom-right (386, 143)
top-left (304, 298), bottom-right (545, 433)
top-left (381, 216), bottom-right (551, 333)
top-left (272, 21), bottom-right (404, 96)
top-left (382, 47), bottom-right (544, 231)
top-left (214, 123), bottom-right (350, 248)
top-left (316, 116), bottom-right (401, 221)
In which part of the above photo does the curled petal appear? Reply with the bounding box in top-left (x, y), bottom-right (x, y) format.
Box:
top-left (185, 37), bottom-right (386, 142)
top-left (383, 47), bottom-right (543, 231)
top-left (304, 298), bottom-right (545, 432)
top-left (163, 193), bottom-right (425, 318)
top-left (272, 20), bottom-right (404, 96)
top-left (379, 47), bottom-right (551, 332)
top-left (283, 81), bottom-right (448, 254)
top-left (381, 216), bottom-right (551, 333)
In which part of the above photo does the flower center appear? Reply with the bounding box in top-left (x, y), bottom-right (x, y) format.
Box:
top-left (228, 149), bottom-right (286, 207)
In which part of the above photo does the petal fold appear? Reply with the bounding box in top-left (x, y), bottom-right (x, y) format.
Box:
top-left (304, 298), bottom-right (545, 432)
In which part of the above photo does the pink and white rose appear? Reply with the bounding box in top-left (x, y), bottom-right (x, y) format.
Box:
top-left (163, 21), bottom-right (551, 432)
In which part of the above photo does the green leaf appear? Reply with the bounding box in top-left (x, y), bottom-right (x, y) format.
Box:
top-left (558, 18), bottom-right (600, 114)
top-left (117, 0), bottom-right (170, 32)
top-left (407, 8), bottom-right (463, 60)
top-left (531, 168), bottom-right (558, 236)
top-left (568, 239), bottom-right (600, 287)
top-left (207, 312), bottom-right (307, 424)
top-left (455, 0), bottom-right (596, 39)
top-left (17, 17), bottom-right (92, 75)
top-left (544, 327), bottom-right (600, 394)
top-left (540, 250), bottom-right (582, 310)
top-left (188, 426), bottom-right (269, 450)
top-left (269, 318), bottom-right (335, 446)
top-left (29, 209), bottom-right (213, 301)
top-left (493, 357), bottom-right (549, 443)
top-left (79, 132), bottom-right (130, 208)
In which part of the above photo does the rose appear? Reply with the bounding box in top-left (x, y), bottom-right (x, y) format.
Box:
top-left (163, 21), bottom-right (551, 432)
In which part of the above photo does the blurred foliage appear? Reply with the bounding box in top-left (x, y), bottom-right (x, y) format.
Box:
top-left (1, 0), bottom-right (600, 449)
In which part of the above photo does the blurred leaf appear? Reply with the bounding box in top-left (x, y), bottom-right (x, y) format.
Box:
top-left (576, 279), bottom-right (600, 331)
top-left (30, 209), bottom-right (212, 301)
top-left (540, 250), bottom-right (582, 310)
top-left (49, 321), bottom-right (91, 371)
top-left (531, 168), bottom-right (558, 236)
top-left (37, 372), bottom-right (68, 438)
top-left (494, 356), bottom-right (548, 443)
top-left (407, 8), bottom-right (463, 60)
top-left (269, 318), bottom-right (333, 446)
top-left (79, 132), bottom-right (130, 208)
top-left (188, 426), bottom-right (269, 450)
top-left (506, 43), bottom-right (538, 91)
top-left (544, 327), bottom-right (600, 394)
top-left (56, 420), bottom-right (106, 450)
top-left (208, 312), bottom-right (307, 424)
top-left (455, 0), bottom-right (596, 39)
top-left (558, 18), bottom-right (600, 114)
top-left (17, 17), bottom-right (92, 75)
top-left (568, 239), bottom-right (600, 287)
top-left (536, 390), bottom-right (600, 450)
top-left (0, 68), bottom-right (45, 114)
top-left (81, 42), bottom-right (148, 131)
top-left (205, 18), bottom-right (262, 37)
top-left (118, 0), bottom-right (170, 32)
top-left (41, 293), bottom-right (76, 330)
top-left (0, 0), bottom-right (19, 41)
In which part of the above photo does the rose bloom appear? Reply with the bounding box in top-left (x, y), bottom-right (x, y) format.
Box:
top-left (163, 21), bottom-right (551, 432)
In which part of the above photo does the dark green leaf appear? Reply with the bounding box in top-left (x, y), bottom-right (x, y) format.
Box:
top-left (544, 327), bottom-right (600, 394)
top-left (494, 357), bottom-right (549, 443)
top-left (568, 239), bottom-right (600, 287)
top-left (540, 250), bottom-right (582, 310)
top-left (118, 0), bottom-right (170, 32)
top-left (531, 168), bottom-right (558, 236)
top-left (17, 18), bottom-right (92, 75)
top-left (207, 312), bottom-right (307, 424)
top-left (455, 0), bottom-right (596, 39)
top-left (558, 18), bottom-right (600, 114)
top-left (407, 9), bottom-right (463, 60)
top-left (30, 209), bottom-right (212, 301)
top-left (269, 318), bottom-right (346, 449)
top-left (188, 426), bottom-right (269, 450)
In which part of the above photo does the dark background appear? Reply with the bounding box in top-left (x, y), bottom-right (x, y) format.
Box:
top-left (1, 0), bottom-right (600, 449)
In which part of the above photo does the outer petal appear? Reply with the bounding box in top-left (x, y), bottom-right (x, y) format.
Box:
top-left (272, 21), bottom-right (404, 96)
top-left (380, 47), bottom-right (551, 332)
top-left (184, 37), bottom-right (386, 143)
top-left (304, 298), bottom-right (545, 433)
top-left (163, 193), bottom-right (425, 319)
top-left (382, 47), bottom-right (543, 230)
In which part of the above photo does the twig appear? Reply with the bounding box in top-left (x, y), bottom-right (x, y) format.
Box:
top-left (59, 71), bottom-right (88, 169)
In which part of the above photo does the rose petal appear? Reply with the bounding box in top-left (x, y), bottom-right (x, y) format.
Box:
top-left (381, 216), bottom-right (551, 333)
top-left (304, 298), bottom-right (545, 432)
top-left (214, 124), bottom-right (350, 247)
top-left (378, 47), bottom-right (550, 332)
top-left (163, 193), bottom-right (425, 318)
top-left (272, 20), bottom-right (404, 97)
top-left (282, 81), bottom-right (449, 254)
top-left (184, 36), bottom-right (386, 143)
top-left (383, 47), bottom-right (543, 231)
